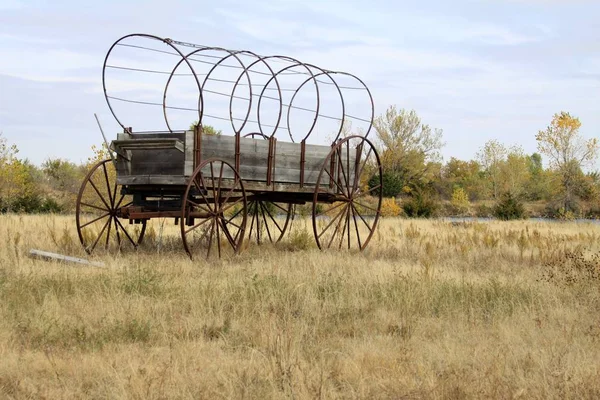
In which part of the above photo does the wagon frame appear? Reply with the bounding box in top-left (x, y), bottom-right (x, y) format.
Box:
top-left (75, 33), bottom-right (384, 259)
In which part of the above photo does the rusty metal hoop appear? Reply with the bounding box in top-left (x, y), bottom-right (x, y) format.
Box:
top-left (180, 158), bottom-right (247, 259)
top-left (102, 33), bottom-right (376, 141)
top-left (312, 136), bottom-right (383, 251)
top-left (75, 159), bottom-right (146, 254)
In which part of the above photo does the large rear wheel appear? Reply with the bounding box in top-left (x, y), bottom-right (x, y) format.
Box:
top-left (312, 136), bottom-right (382, 251)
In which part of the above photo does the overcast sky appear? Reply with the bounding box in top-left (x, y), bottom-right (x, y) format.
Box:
top-left (0, 0), bottom-right (598, 166)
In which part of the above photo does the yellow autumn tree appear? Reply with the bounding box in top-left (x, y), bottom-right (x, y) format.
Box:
top-left (536, 112), bottom-right (599, 211)
top-left (0, 133), bottom-right (36, 212)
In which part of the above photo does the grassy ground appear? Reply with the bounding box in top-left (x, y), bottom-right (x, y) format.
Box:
top-left (0, 214), bottom-right (599, 399)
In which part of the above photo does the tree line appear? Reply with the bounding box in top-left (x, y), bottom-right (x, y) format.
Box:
top-left (1, 108), bottom-right (598, 218)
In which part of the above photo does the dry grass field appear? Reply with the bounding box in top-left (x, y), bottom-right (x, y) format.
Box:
top-left (0, 214), bottom-right (599, 399)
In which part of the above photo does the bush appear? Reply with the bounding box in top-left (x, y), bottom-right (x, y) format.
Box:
top-left (369, 171), bottom-right (402, 198)
top-left (474, 203), bottom-right (493, 218)
top-left (380, 198), bottom-right (402, 217)
top-left (450, 187), bottom-right (470, 215)
top-left (493, 192), bottom-right (526, 220)
top-left (402, 192), bottom-right (438, 218)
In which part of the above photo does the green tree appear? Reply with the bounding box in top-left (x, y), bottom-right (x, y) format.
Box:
top-left (499, 146), bottom-right (530, 197)
top-left (477, 139), bottom-right (507, 200)
top-left (525, 153), bottom-right (552, 201)
top-left (451, 187), bottom-right (470, 215)
top-left (536, 112), bottom-right (599, 211)
top-left (373, 106), bottom-right (444, 193)
top-left (42, 158), bottom-right (86, 212)
top-left (189, 122), bottom-right (222, 135)
top-left (440, 157), bottom-right (486, 201)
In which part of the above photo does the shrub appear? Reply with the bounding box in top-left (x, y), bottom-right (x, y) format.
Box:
top-left (380, 198), bottom-right (402, 217)
top-left (402, 192), bottom-right (438, 218)
top-left (493, 192), bottom-right (526, 220)
top-left (450, 187), bottom-right (470, 215)
top-left (369, 171), bottom-right (402, 198)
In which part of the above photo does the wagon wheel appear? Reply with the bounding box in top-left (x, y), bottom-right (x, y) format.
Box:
top-left (312, 135), bottom-right (382, 250)
top-left (181, 158), bottom-right (247, 259)
top-left (246, 199), bottom-right (294, 245)
top-left (76, 159), bottom-right (146, 254)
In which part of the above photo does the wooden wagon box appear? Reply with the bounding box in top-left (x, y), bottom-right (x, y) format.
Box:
top-left (112, 131), bottom-right (354, 192)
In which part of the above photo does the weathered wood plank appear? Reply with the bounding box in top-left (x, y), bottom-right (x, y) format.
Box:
top-left (28, 249), bottom-right (106, 268)
top-left (112, 138), bottom-right (185, 153)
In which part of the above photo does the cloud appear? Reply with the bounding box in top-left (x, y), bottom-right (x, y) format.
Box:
top-left (0, 0), bottom-right (598, 166)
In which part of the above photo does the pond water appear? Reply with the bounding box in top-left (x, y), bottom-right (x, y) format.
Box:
top-left (441, 217), bottom-right (600, 224)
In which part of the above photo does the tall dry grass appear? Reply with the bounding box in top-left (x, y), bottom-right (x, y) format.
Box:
top-left (0, 214), bottom-right (599, 399)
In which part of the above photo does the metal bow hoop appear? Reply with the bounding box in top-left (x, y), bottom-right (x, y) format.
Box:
top-left (102, 33), bottom-right (375, 143)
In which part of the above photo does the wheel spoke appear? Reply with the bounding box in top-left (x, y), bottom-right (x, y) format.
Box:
top-left (114, 194), bottom-right (127, 209)
top-left (115, 218), bottom-right (138, 247)
top-left (353, 200), bottom-right (379, 213)
top-left (325, 204), bottom-right (348, 248)
top-left (353, 146), bottom-right (373, 194)
top-left (336, 145), bottom-right (350, 197)
top-left (262, 202), bottom-right (283, 233)
top-left (105, 217), bottom-right (112, 249)
top-left (248, 204), bottom-right (257, 241)
top-left (352, 203), bottom-right (375, 233)
top-left (193, 175), bottom-right (214, 214)
top-left (184, 216), bottom-right (213, 235)
top-left (80, 201), bottom-right (109, 213)
top-left (223, 218), bottom-right (242, 230)
top-left (338, 207), bottom-right (350, 250)
top-left (210, 162), bottom-right (217, 201)
top-left (80, 212), bottom-right (110, 229)
top-left (221, 195), bottom-right (245, 214)
top-left (192, 219), bottom-right (214, 251)
top-left (259, 202), bottom-right (273, 242)
top-left (218, 175), bottom-right (239, 211)
top-left (315, 201), bottom-right (346, 218)
top-left (319, 203), bottom-right (348, 240)
top-left (350, 204), bottom-right (362, 249)
top-left (102, 163), bottom-right (114, 207)
top-left (354, 184), bottom-right (382, 200)
top-left (272, 202), bottom-right (289, 214)
top-left (89, 217), bottom-right (111, 253)
top-left (323, 166), bottom-right (348, 196)
top-left (216, 216), bottom-right (222, 258)
top-left (226, 203), bottom-right (244, 221)
top-left (219, 217), bottom-right (237, 248)
top-left (112, 169), bottom-right (119, 208)
top-left (346, 140), bottom-right (351, 197)
top-left (216, 161), bottom-right (224, 210)
top-left (88, 179), bottom-right (111, 211)
top-left (206, 219), bottom-right (216, 258)
top-left (187, 199), bottom-right (212, 214)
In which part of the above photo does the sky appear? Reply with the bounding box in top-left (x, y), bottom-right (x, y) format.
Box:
top-left (0, 0), bottom-right (598, 167)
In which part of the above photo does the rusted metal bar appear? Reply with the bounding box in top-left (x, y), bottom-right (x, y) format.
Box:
top-left (266, 136), bottom-right (276, 185)
top-left (271, 137), bottom-right (277, 186)
top-left (329, 142), bottom-right (337, 189)
top-left (299, 139), bottom-right (306, 188)
top-left (194, 124), bottom-right (202, 169)
top-left (128, 210), bottom-right (211, 219)
top-left (235, 132), bottom-right (241, 172)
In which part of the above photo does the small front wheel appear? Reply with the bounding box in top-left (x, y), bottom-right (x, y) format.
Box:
top-left (75, 159), bottom-right (146, 254)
